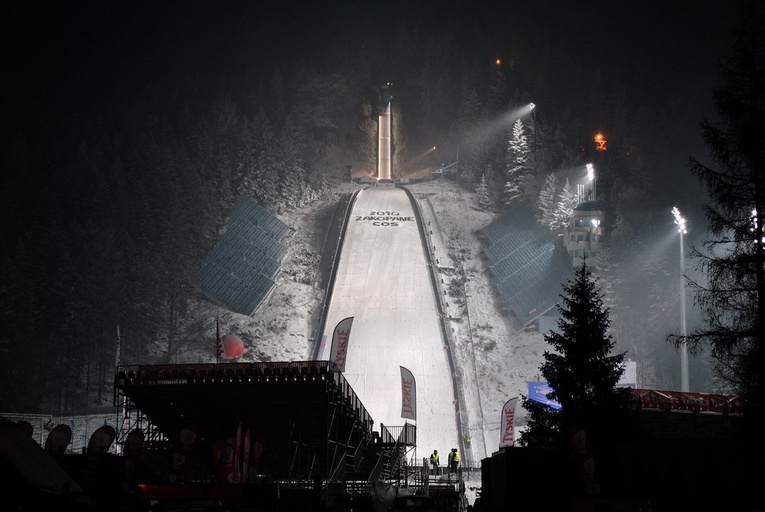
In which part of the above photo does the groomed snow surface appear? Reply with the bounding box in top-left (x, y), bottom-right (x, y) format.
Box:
top-left (320, 185), bottom-right (459, 464)
top-left (185, 178), bottom-right (546, 504)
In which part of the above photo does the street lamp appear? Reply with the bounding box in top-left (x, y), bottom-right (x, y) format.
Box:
top-left (529, 103), bottom-right (537, 157)
top-left (672, 206), bottom-right (689, 392)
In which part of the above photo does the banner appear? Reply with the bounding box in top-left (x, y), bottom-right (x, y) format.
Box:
top-left (248, 434), bottom-right (266, 481)
top-left (44, 424), bottom-right (72, 455)
top-left (233, 421), bottom-right (243, 484)
top-left (171, 424), bottom-right (200, 483)
top-left (528, 382), bottom-right (562, 410)
top-left (329, 317), bottom-right (353, 372)
top-left (400, 366), bottom-right (416, 420)
top-left (499, 397), bottom-right (518, 448)
top-left (242, 428), bottom-right (252, 482)
top-left (571, 425), bottom-right (600, 494)
top-left (87, 425), bottom-right (116, 455)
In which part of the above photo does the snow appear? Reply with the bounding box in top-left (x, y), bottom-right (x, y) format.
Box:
top-left (320, 186), bottom-right (459, 464)
top-left (251, 180), bottom-right (548, 456)
top-left (257, 178), bottom-right (549, 504)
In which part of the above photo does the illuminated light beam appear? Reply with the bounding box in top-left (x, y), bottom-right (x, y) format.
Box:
top-left (411, 146), bottom-right (437, 163)
top-left (465, 104), bottom-right (537, 143)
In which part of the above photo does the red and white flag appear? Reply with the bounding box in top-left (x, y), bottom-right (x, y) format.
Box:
top-left (499, 397), bottom-right (518, 448)
top-left (216, 317), bottom-right (223, 363)
top-left (400, 366), bottom-right (417, 421)
top-left (329, 317), bottom-right (353, 372)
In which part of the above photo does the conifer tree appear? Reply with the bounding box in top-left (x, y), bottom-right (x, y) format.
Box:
top-left (503, 118), bottom-right (530, 204)
top-left (552, 177), bottom-right (579, 231)
top-left (672, 7), bottom-right (765, 457)
top-left (476, 173), bottom-right (492, 210)
top-left (537, 173), bottom-right (560, 231)
top-left (521, 263), bottom-right (631, 448)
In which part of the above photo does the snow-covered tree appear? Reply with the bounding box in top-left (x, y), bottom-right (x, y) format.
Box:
top-left (476, 173), bottom-right (492, 210)
top-left (503, 118), bottom-right (531, 204)
top-left (537, 173), bottom-right (560, 230)
top-left (551, 178), bottom-right (578, 231)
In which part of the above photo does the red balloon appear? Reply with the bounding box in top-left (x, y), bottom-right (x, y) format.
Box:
top-left (222, 334), bottom-right (244, 358)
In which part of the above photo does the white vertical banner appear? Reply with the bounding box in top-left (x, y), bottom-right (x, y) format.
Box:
top-left (329, 317), bottom-right (353, 372)
top-left (400, 366), bottom-right (417, 421)
top-left (499, 397), bottom-right (518, 448)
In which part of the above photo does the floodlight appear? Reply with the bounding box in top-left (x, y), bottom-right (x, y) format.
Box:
top-left (672, 205), bottom-right (689, 392)
top-left (672, 206), bottom-right (687, 234)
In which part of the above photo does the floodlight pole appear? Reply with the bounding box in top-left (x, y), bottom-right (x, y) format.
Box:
top-left (673, 207), bottom-right (690, 392)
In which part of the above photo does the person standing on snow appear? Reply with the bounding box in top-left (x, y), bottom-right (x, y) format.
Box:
top-left (430, 449), bottom-right (440, 475)
top-left (449, 448), bottom-right (459, 475)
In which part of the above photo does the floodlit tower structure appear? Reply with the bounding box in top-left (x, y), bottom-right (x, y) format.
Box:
top-left (672, 206), bottom-right (690, 392)
top-left (377, 84), bottom-right (393, 180)
top-left (566, 163), bottom-right (603, 266)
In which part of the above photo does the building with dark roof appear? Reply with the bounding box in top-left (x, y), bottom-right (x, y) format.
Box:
top-left (479, 199), bottom-right (605, 331)
top-left (192, 197), bottom-right (293, 316)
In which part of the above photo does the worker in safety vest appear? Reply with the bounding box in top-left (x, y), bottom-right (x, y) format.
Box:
top-left (430, 449), bottom-right (440, 475)
top-left (449, 448), bottom-right (459, 475)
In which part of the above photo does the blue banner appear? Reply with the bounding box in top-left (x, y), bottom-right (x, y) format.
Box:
top-left (528, 382), bottom-right (561, 410)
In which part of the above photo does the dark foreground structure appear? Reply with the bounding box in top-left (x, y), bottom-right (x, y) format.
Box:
top-left (7, 364), bottom-right (753, 511)
top-left (0, 361), bottom-right (466, 511)
top-left (479, 389), bottom-right (755, 511)
top-left (110, 360), bottom-right (459, 511)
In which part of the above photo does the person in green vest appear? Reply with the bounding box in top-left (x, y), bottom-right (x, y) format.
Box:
top-left (430, 449), bottom-right (440, 475)
top-left (448, 448), bottom-right (459, 475)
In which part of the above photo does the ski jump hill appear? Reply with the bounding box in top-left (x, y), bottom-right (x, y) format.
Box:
top-left (319, 183), bottom-right (462, 463)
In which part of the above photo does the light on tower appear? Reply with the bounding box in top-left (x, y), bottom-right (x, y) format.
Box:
top-left (672, 205), bottom-right (689, 392)
top-left (672, 206), bottom-right (687, 234)
top-left (594, 133), bottom-right (607, 151)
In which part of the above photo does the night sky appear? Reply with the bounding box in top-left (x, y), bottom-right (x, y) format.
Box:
top-left (3, 1), bottom-right (746, 197)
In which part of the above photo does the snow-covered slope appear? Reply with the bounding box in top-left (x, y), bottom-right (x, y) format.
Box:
top-left (320, 185), bottom-right (459, 463)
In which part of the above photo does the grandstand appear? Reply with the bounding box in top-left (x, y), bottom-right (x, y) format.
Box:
top-left (112, 361), bottom-right (419, 508)
top-left (479, 204), bottom-right (573, 328)
top-left (193, 196), bottom-right (293, 315)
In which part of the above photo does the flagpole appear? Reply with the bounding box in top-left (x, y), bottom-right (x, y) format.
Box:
top-left (115, 324), bottom-right (121, 369)
top-left (115, 324), bottom-right (128, 450)
top-left (216, 316), bottom-right (222, 364)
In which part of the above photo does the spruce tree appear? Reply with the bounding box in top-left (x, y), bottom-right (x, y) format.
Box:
top-left (503, 118), bottom-right (530, 204)
top-left (476, 173), bottom-right (492, 210)
top-left (553, 177), bottom-right (579, 231)
top-left (521, 262), bottom-right (631, 448)
top-left (537, 172), bottom-right (560, 231)
top-left (672, 6), bottom-right (765, 468)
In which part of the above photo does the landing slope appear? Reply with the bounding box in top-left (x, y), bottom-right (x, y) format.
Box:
top-left (321, 186), bottom-right (458, 458)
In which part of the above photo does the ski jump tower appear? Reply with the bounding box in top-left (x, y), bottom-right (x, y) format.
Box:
top-left (377, 85), bottom-right (392, 180)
